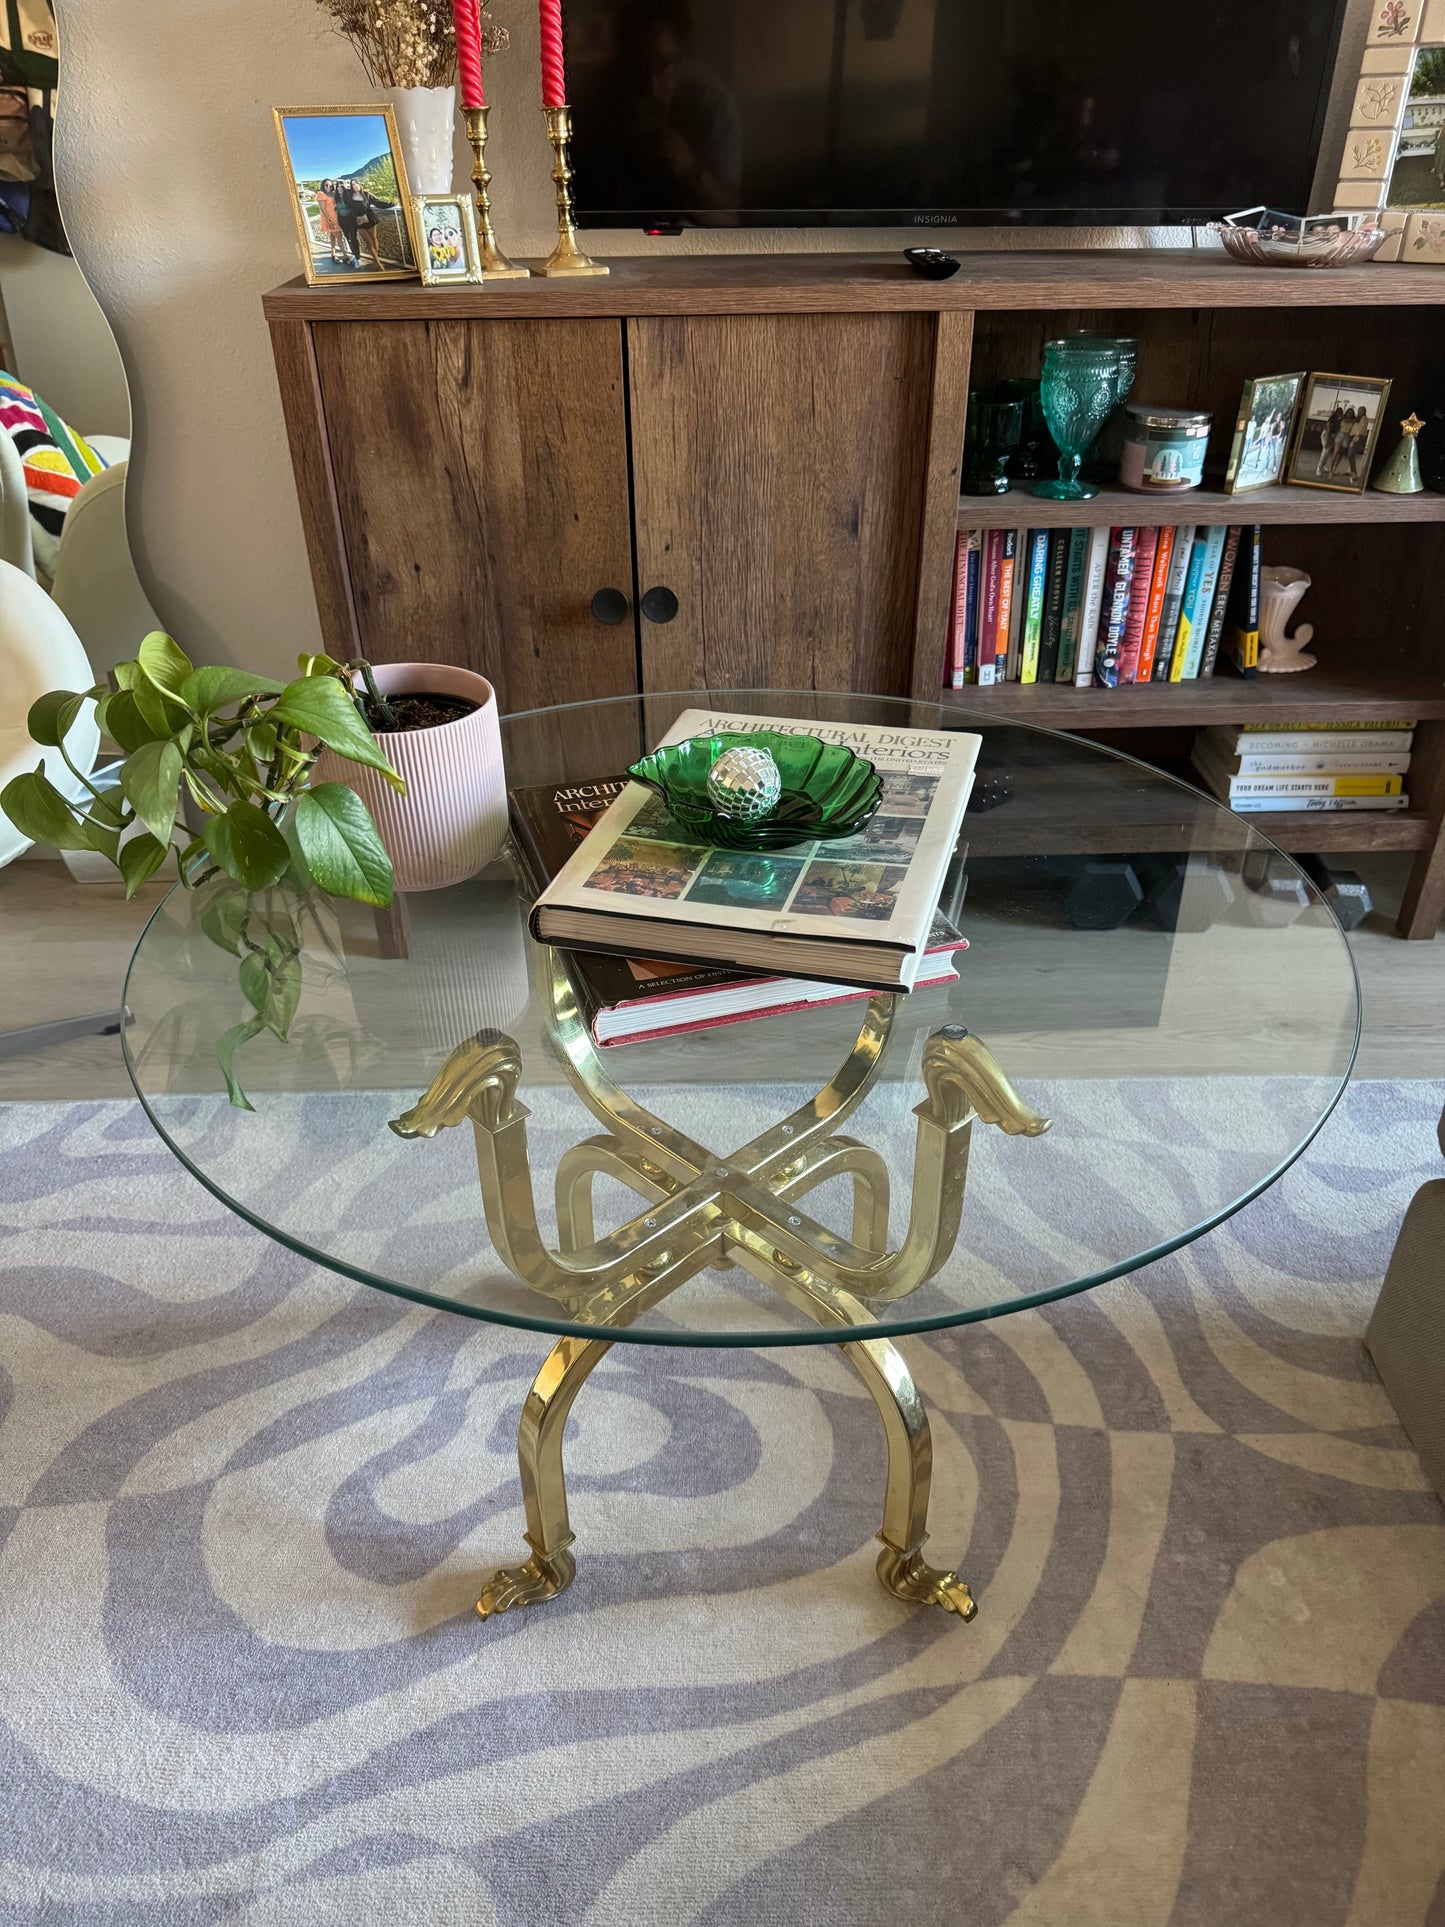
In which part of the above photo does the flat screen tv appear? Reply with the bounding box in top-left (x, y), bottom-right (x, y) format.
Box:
top-left (567, 0), bottom-right (1349, 230)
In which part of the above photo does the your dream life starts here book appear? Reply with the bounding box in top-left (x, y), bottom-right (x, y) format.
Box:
top-left (528, 710), bottom-right (982, 994)
top-left (509, 777), bottom-right (966, 1045)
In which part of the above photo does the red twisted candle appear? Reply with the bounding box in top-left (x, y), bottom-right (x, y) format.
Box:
top-left (452, 0), bottom-right (486, 109)
top-left (539, 0), bottom-right (566, 108)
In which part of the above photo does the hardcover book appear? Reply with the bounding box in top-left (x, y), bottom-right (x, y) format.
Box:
top-left (1055, 528), bottom-right (1090, 683)
top-left (961, 530), bottom-right (982, 683)
top-left (1224, 525), bottom-right (1263, 674)
top-left (1167, 531), bottom-right (1210, 681)
top-left (510, 777), bottom-right (965, 1045)
top-left (978, 530), bottom-right (1002, 686)
top-left (1115, 525), bottom-right (1159, 684)
top-left (1133, 524), bottom-right (1174, 685)
top-left (1073, 525), bottom-right (1112, 687)
top-left (1179, 525), bottom-right (1228, 679)
top-left (1038, 527), bottom-right (1070, 683)
top-left (1093, 528), bottom-right (1138, 688)
top-left (1197, 526), bottom-right (1242, 680)
top-left (1020, 529), bottom-right (1050, 683)
top-left (995, 528), bottom-right (1020, 681)
top-left (529, 709), bottom-right (982, 993)
top-left (1152, 522), bottom-right (1196, 681)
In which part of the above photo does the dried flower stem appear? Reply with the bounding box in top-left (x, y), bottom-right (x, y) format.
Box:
top-left (315, 0), bottom-right (507, 90)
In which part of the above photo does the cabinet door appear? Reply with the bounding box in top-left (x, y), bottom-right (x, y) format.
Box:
top-left (311, 317), bottom-right (638, 715)
top-left (627, 313), bottom-right (936, 696)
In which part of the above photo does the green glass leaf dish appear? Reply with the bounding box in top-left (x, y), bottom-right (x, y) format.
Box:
top-left (627, 731), bottom-right (882, 851)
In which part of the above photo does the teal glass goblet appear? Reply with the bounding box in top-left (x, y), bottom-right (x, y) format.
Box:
top-left (1033, 341), bottom-right (1126, 500)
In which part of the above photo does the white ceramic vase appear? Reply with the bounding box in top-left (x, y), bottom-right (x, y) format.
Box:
top-left (315, 663), bottom-right (507, 892)
top-left (1256, 565), bottom-right (1316, 673)
top-left (386, 85), bottom-right (456, 195)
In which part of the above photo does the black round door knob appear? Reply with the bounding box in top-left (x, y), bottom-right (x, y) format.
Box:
top-left (590, 588), bottom-right (630, 625)
top-left (641, 586), bottom-right (679, 624)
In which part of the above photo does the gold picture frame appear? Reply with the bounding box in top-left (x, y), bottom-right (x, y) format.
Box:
top-left (1284, 372), bottom-right (1393, 495)
top-left (414, 192), bottom-right (484, 286)
top-left (1222, 371), bottom-right (1306, 494)
top-left (272, 104), bottom-right (421, 285)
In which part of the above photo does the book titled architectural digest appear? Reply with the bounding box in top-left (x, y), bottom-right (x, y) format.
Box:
top-left (530, 709), bottom-right (982, 992)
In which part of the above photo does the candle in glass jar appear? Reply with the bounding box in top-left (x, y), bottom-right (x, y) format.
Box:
top-left (452, 0), bottom-right (486, 109)
top-left (539, 0), bottom-right (566, 107)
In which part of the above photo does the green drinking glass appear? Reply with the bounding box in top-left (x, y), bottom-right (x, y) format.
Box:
top-left (1033, 341), bottom-right (1126, 501)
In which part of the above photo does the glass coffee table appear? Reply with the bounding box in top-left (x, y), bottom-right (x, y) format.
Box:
top-left (122, 691), bottom-right (1359, 1625)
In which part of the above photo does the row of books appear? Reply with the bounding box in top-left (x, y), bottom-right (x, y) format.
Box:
top-left (947, 522), bottom-right (1264, 688)
top-left (1190, 722), bottom-right (1414, 814)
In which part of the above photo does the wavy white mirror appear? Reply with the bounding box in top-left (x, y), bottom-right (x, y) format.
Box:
top-left (0, 0), bottom-right (157, 678)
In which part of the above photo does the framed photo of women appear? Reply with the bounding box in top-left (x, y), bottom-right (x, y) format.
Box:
top-left (272, 105), bottom-right (421, 285)
top-left (1222, 371), bottom-right (1304, 493)
top-left (1284, 373), bottom-right (1392, 495)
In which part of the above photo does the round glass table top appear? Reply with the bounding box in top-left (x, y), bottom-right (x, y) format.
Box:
top-left (122, 690), bottom-right (1359, 1349)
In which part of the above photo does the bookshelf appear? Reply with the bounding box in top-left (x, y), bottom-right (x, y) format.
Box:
top-left (264, 250), bottom-right (1445, 938)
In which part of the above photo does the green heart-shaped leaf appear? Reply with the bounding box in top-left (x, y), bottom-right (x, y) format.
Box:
top-left (97, 688), bottom-right (169, 754)
top-left (293, 783), bottom-right (394, 906)
top-left (27, 688), bottom-right (92, 747)
top-left (136, 631), bottom-right (195, 699)
top-left (202, 799), bottom-right (291, 891)
top-left (199, 884), bottom-right (248, 954)
top-left (120, 739), bottom-right (184, 842)
top-left (1, 766), bottom-right (101, 852)
top-left (216, 1015), bottom-right (263, 1110)
top-left (180, 666), bottom-right (284, 714)
top-left (269, 677), bottom-right (404, 789)
top-left (118, 831), bottom-right (171, 897)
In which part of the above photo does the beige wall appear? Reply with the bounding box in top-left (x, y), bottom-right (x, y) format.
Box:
top-left (53, 0), bottom-right (1365, 684)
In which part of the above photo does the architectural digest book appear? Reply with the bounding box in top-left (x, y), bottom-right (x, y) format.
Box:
top-left (510, 775), bottom-right (965, 1044)
top-left (529, 709), bottom-right (982, 992)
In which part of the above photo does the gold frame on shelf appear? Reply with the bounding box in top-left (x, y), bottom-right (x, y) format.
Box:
top-left (414, 191), bottom-right (484, 286)
top-left (1331, 2), bottom-right (1445, 262)
top-left (1284, 372), bottom-right (1393, 495)
top-left (1222, 371), bottom-right (1306, 495)
top-left (272, 103), bottom-right (422, 286)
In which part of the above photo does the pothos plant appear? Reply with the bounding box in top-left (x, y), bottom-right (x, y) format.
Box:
top-left (0, 633), bottom-right (404, 1107)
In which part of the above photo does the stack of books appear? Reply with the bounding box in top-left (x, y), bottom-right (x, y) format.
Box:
top-left (517, 709), bottom-right (983, 1044)
top-left (1190, 722), bottom-right (1414, 814)
top-left (947, 523), bottom-right (1264, 688)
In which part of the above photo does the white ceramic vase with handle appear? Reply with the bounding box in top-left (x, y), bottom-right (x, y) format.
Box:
top-left (315, 662), bottom-right (506, 892)
top-left (1256, 565), bottom-right (1316, 673)
top-left (386, 85), bottom-right (456, 195)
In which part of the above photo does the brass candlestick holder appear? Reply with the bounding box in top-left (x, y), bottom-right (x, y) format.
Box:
top-left (541, 104), bottom-right (609, 276)
top-left (462, 105), bottom-right (530, 280)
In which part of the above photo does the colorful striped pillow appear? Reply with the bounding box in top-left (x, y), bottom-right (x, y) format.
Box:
top-left (0, 368), bottom-right (107, 580)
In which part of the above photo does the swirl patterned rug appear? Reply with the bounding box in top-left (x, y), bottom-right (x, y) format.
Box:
top-left (2, 1081), bottom-right (1445, 1927)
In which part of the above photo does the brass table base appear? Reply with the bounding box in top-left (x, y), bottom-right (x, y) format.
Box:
top-left (392, 951), bottom-right (1048, 1622)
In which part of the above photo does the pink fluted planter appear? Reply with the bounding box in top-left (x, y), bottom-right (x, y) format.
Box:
top-left (315, 664), bottom-right (507, 892)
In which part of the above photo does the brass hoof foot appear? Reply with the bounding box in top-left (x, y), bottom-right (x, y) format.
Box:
top-left (876, 1544), bottom-right (978, 1620)
top-left (475, 1534), bottom-right (576, 1618)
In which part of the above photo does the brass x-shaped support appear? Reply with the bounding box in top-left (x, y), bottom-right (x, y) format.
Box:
top-left (391, 947), bottom-right (1048, 1621)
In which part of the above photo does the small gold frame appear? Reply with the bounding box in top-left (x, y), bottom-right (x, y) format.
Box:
top-left (272, 103), bottom-right (422, 286)
top-left (414, 192), bottom-right (484, 286)
top-left (1284, 371), bottom-right (1393, 495)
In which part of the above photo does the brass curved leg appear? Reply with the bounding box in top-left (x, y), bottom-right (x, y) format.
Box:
top-left (477, 1334), bottom-right (611, 1618)
top-left (726, 1248), bottom-right (976, 1621)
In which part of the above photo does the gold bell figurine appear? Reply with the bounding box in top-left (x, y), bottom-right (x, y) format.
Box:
top-left (1372, 412), bottom-right (1425, 494)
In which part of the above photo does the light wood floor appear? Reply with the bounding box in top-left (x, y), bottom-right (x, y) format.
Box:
top-left (2, 852), bottom-right (1441, 1103)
